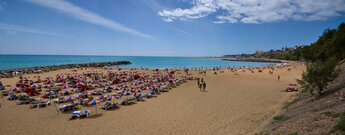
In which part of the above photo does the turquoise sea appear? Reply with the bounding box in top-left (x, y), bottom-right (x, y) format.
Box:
top-left (0, 55), bottom-right (276, 70)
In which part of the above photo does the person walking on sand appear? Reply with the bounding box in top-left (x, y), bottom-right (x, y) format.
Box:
top-left (199, 83), bottom-right (202, 91)
top-left (202, 82), bottom-right (206, 92)
top-left (278, 75), bottom-right (280, 81)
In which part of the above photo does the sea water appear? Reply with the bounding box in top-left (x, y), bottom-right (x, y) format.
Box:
top-left (0, 55), bottom-right (276, 70)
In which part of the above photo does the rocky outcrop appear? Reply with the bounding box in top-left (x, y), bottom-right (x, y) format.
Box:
top-left (0, 61), bottom-right (131, 78)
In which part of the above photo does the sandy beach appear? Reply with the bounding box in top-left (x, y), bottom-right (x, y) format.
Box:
top-left (0, 63), bottom-right (304, 135)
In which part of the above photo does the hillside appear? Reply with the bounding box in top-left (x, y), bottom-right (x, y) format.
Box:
top-left (258, 22), bottom-right (345, 134)
top-left (223, 46), bottom-right (306, 61)
top-left (224, 23), bottom-right (345, 62)
top-left (260, 60), bottom-right (345, 134)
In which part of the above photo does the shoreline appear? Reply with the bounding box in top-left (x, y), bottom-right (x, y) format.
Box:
top-left (0, 60), bottom-right (292, 79)
top-left (0, 61), bottom-right (131, 78)
top-left (222, 58), bottom-right (284, 63)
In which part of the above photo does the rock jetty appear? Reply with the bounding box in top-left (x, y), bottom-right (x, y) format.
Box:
top-left (0, 61), bottom-right (131, 78)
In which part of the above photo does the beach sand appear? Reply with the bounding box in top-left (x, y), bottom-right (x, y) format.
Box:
top-left (0, 64), bottom-right (304, 135)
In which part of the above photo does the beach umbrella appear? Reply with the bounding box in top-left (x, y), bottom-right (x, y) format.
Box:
top-left (133, 89), bottom-right (142, 93)
top-left (75, 82), bottom-right (84, 88)
top-left (89, 85), bottom-right (96, 89)
top-left (44, 90), bottom-right (56, 98)
top-left (78, 86), bottom-right (88, 92)
top-left (61, 84), bottom-right (69, 90)
top-left (44, 84), bottom-right (54, 88)
top-left (108, 95), bottom-right (120, 101)
top-left (121, 91), bottom-right (132, 96)
top-left (77, 82), bottom-right (84, 86)
top-left (46, 79), bottom-right (53, 84)
top-left (134, 93), bottom-right (142, 98)
top-left (11, 87), bottom-right (21, 92)
top-left (125, 84), bottom-right (131, 88)
top-left (22, 83), bottom-right (30, 91)
top-left (62, 90), bottom-right (73, 95)
top-left (113, 86), bottom-right (120, 91)
top-left (16, 82), bottom-right (22, 87)
top-left (87, 91), bottom-right (95, 96)
top-left (26, 89), bottom-right (39, 96)
top-left (28, 84), bottom-right (37, 90)
top-left (65, 96), bottom-right (78, 102)
top-left (88, 99), bottom-right (104, 114)
top-left (88, 99), bottom-right (103, 105)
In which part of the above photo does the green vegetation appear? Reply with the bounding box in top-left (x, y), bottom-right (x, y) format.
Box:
top-left (320, 112), bottom-right (345, 133)
top-left (322, 111), bottom-right (342, 118)
top-left (301, 23), bottom-right (345, 63)
top-left (288, 23), bottom-right (345, 97)
top-left (273, 115), bottom-right (289, 122)
top-left (266, 23), bottom-right (345, 62)
top-left (259, 46), bottom-right (304, 61)
top-left (333, 112), bottom-right (345, 133)
top-left (297, 58), bottom-right (339, 96)
top-left (229, 23), bottom-right (345, 62)
top-left (288, 132), bottom-right (299, 135)
top-left (254, 133), bottom-right (268, 135)
top-left (296, 23), bottom-right (345, 97)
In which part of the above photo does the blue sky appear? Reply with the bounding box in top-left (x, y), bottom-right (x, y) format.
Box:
top-left (0, 0), bottom-right (344, 56)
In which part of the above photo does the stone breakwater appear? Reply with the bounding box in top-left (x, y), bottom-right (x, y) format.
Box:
top-left (0, 61), bottom-right (131, 78)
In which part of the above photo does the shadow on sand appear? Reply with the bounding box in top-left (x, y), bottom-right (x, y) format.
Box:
top-left (88, 113), bottom-right (103, 119)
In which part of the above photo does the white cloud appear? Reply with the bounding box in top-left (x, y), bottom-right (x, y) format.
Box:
top-left (163, 18), bottom-right (174, 22)
top-left (0, 22), bottom-right (66, 36)
top-left (26, 0), bottom-right (154, 39)
top-left (158, 0), bottom-right (345, 24)
top-left (158, 0), bottom-right (217, 21)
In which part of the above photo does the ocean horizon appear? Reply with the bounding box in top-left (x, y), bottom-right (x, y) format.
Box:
top-left (0, 54), bottom-right (276, 70)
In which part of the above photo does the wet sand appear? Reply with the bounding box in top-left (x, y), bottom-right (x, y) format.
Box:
top-left (0, 64), bottom-right (304, 135)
